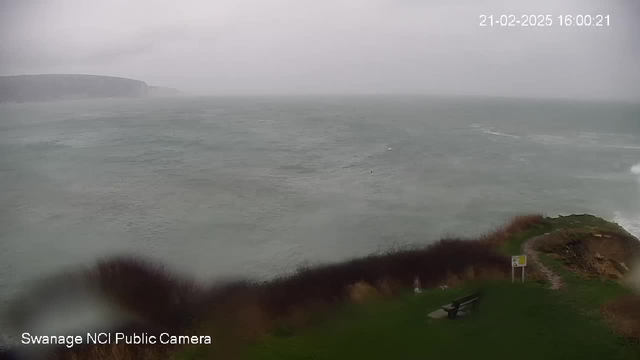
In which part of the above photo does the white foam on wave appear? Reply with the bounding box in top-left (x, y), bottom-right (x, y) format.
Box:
top-left (528, 134), bottom-right (570, 145)
top-left (605, 145), bottom-right (640, 150)
top-left (631, 163), bottom-right (640, 175)
top-left (578, 132), bottom-right (600, 139)
top-left (469, 124), bottom-right (520, 139)
top-left (530, 131), bottom-right (640, 150)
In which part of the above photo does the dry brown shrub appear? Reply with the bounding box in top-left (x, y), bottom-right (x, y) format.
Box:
top-left (442, 270), bottom-right (465, 288)
top-left (347, 282), bottom-right (382, 304)
top-left (376, 277), bottom-right (399, 297)
top-left (525, 266), bottom-right (547, 284)
top-left (199, 282), bottom-right (271, 341)
top-left (233, 303), bottom-right (271, 339)
top-left (533, 229), bottom-right (574, 252)
top-left (474, 266), bottom-right (509, 281)
top-left (88, 256), bottom-right (204, 331)
top-left (286, 305), bottom-right (315, 328)
top-left (463, 266), bottom-right (476, 281)
top-left (602, 295), bottom-right (640, 340)
top-left (42, 225), bottom-right (519, 359)
top-left (479, 214), bottom-right (546, 247)
top-left (61, 343), bottom-right (173, 360)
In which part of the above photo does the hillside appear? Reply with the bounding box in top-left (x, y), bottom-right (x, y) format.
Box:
top-left (0, 74), bottom-right (163, 103)
top-left (2, 215), bottom-right (639, 359)
top-left (237, 215), bottom-right (640, 360)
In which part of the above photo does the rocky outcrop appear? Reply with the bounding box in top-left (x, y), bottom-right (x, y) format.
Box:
top-left (534, 228), bottom-right (640, 280)
top-left (0, 74), bottom-right (148, 103)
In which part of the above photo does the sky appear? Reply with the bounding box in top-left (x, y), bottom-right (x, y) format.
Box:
top-left (1, 0), bottom-right (639, 100)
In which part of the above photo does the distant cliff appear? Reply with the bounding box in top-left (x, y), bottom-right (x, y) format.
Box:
top-left (0, 74), bottom-right (149, 103)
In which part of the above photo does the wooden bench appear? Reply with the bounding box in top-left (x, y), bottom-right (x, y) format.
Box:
top-left (441, 291), bottom-right (482, 319)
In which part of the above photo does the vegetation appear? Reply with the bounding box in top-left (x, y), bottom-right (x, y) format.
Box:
top-left (233, 214), bottom-right (640, 360)
top-left (241, 282), bottom-right (638, 360)
top-left (7, 214), bottom-right (639, 359)
top-left (479, 213), bottom-right (546, 249)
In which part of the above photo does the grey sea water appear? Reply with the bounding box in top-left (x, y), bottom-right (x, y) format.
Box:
top-left (1, 96), bottom-right (639, 303)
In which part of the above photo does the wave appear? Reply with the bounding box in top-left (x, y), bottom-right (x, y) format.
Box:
top-left (528, 134), bottom-right (569, 145)
top-left (529, 131), bottom-right (640, 150)
top-left (631, 163), bottom-right (640, 175)
top-left (578, 132), bottom-right (601, 139)
top-left (482, 129), bottom-right (520, 139)
top-left (603, 145), bottom-right (640, 150)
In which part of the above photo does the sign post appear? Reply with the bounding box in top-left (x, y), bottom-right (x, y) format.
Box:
top-left (511, 255), bottom-right (527, 283)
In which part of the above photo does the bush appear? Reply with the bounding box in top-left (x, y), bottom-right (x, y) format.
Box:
top-left (478, 214), bottom-right (546, 247)
top-left (27, 217), bottom-right (542, 359)
top-left (602, 295), bottom-right (640, 340)
top-left (88, 256), bottom-right (205, 331)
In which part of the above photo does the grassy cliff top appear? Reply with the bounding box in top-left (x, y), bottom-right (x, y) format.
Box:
top-left (10, 214), bottom-right (640, 360)
top-left (199, 215), bottom-right (640, 360)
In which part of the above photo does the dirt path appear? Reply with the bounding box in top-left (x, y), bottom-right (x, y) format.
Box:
top-left (523, 234), bottom-right (563, 290)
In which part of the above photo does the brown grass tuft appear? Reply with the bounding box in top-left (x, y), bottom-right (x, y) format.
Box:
top-left (479, 214), bottom-right (546, 247)
top-left (347, 282), bottom-right (382, 304)
top-left (57, 343), bottom-right (174, 360)
top-left (376, 277), bottom-right (400, 297)
top-left (602, 295), bottom-right (640, 340)
top-left (88, 256), bottom-right (205, 332)
top-left (258, 238), bottom-right (509, 317)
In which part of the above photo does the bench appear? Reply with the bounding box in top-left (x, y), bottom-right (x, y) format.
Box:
top-left (441, 291), bottom-right (482, 319)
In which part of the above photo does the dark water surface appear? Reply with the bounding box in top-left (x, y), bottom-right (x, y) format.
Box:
top-left (1, 96), bottom-right (639, 300)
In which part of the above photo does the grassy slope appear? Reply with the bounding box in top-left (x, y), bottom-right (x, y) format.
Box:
top-left (539, 215), bottom-right (636, 312)
top-left (230, 215), bottom-right (639, 360)
top-left (500, 214), bottom-right (627, 255)
top-left (241, 282), bottom-right (637, 360)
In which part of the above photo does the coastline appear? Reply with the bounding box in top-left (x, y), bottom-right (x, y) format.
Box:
top-left (4, 214), bottom-right (640, 359)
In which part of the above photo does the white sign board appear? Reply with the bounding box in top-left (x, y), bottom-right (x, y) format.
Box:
top-left (511, 255), bottom-right (527, 283)
top-left (511, 255), bottom-right (527, 268)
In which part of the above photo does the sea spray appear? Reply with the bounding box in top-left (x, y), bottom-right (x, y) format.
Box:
top-left (615, 163), bottom-right (640, 239)
top-left (614, 211), bottom-right (640, 239)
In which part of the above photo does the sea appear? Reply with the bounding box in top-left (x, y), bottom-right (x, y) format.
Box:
top-left (1, 95), bottom-right (639, 317)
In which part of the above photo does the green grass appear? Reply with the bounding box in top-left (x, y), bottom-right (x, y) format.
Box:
top-left (548, 214), bottom-right (630, 234)
top-left (241, 282), bottom-right (638, 360)
top-left (500, 223), bottom-right (551, 255)
top-left (236, 215), bottom-right (639, 360)
top-left (538, 214), bottom-right (635, 310)
top-left (176, 215), bottom-right (640, 360)
top-left (501, 214), bottom-right (631, 257)
top-left (538, 253), bottom-right (632, 311)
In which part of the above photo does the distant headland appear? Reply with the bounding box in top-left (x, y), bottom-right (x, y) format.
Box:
top-left (0, 74), bottom-right (187, 103)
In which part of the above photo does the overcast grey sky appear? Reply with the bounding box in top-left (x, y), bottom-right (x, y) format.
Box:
top-left (1, 0), bottom-right (639, 100)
